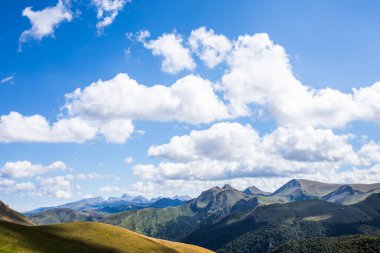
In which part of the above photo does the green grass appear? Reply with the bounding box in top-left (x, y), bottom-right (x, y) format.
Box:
top-left (0, 221), bottom-right (213, 253)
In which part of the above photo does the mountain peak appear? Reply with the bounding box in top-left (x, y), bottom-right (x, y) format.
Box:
top-left (243, 185), bottom-right (270, 196)
top-left (222, 184), bottom-right (234, 190)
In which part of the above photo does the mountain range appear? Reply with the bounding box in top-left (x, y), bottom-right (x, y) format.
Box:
top-left (25, 194), bottom-right (191, 225)
top-left (99, 179), bottom-right (380, 252)
top-left (6, 178), bottom-right (380, 252)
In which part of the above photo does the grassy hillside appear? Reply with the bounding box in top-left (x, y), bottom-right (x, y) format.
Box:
top-left (270, 235), bottom-right (380, 253)
top-left (0, 201), bottom-right (34, 226)
top-left (0, 221), bottom-right (213, 253)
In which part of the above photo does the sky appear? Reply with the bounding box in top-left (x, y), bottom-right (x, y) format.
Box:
top-left (1, 0), bottom-right (380, 211)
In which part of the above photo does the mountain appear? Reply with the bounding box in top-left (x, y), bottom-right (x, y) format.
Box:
top-left (28, 208), bottom-right (108, 225)
top-left (26, 193), bottom-right (187, 217)
top-left (0, 220), bottom-right (213, 253)
top-left (182, 193), bottom-right (380, 253)
top-left (270, 235), bottom-right (380, 253)
top-left (0, 200), bottom-right (34, 226)
top-left (271, 179), bottom-right (380, 203)
top-left (243, 185), bottom-right (270, 196)
top-left (102, 184), bottom-right (261, 241)
top-left (147, 198), bottom-right (185, 208)
top-left (57, 196), bottom-right (105, 211)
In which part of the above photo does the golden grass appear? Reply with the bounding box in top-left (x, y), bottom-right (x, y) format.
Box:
top-left (0, 221), bottom-right (213, 253)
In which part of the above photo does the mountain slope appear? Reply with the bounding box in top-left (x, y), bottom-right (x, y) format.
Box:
top-left (183, 194), bottom-right (380, 253)
top-left (0, 201), bottom-right (34, 226)
top-left (270, 235), bottom-right (380, 253)
top-left (272, 179), bottom-right (380, 203)
top-left (147, 198), bottom-right (185, 209)
top-left (102, 185), bottom-right (257, 241)
top-left (243, 186), bottom-right (270, 196)
top-left (28, 208), bottom-right (108, 225)
top-left (0, 221), bottom-right (213, 253)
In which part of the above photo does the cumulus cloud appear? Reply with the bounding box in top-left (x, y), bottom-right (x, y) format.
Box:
top-left (139, 122), bottom-right (360, 182)
top-left (123, 156), bottom-right (133, 164)
top-left (137, 31), bottom-right (196, 74)
top-left (65, 73), bottom-right (229, 124)
top-left (92, 0), bottom-right (130, 31)
top-left (37, 175), bottom-right (73, 199)
top-left (19, 0), bottom-right (72, 49)
top-left (0, 161), bottom-right (66, 178)
top-left (220, 33), bottom-right (380, 127)
top-left (0, 112), bottom-right (97, 143)
top-left (188, 27), bottom-right (232, 68)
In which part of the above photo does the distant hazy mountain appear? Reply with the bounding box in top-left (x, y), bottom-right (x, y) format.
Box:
top-left (271, 179), bottom-right (380, 203)
top-left (147, 198), bottom-right (185, 209)
top-left (28, 208), bottom-right (108, 225)
top-left (0, 201), bottom-right (34, 226)
top-left (25, 194), bottom-right (187, 216)
top-left (243, 185), bottom-right (270, 196)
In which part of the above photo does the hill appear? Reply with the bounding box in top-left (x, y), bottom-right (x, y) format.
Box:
top-left (0, 201), bottom-right (34, 226)
top-left (28, 208), bottom-right (108, 225)
top-left (270, 235), bottom-right (380, 253)
top-left (0, 220), bottom-right (213, 253)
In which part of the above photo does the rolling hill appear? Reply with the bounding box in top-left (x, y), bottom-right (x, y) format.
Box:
top-left (0, 220), bottom-right (213, 253)
top-left (0, 201), bottom-right (34, 226)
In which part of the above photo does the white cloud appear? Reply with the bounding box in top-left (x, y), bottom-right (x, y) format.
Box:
top-left (76, 172), bottom-right (107, 180)
top-left (19, 0), bottom-right (72, 49)
top-left (14, 182), bottom-right (36, 191)
top-left (0, 112), bottom-right (97, 143)
top-left (220, 33), bottom-right (380, 128)
top-left (1, 76), bottom-right (14, 84)
top-left (138, 31), bottom-right (196, 74)
top-left (65, 73), bottom-right (229, 124)
top-left (262, 127), bottom-right (357, 163)
top-left (37, 175), bottom-right (72, 199)
top-left (99, 119), bottom-right (134, 144)
top-left (139, 122), bottom-right (359, 182)
top-left (149, 122), bottom-right (260, 162)
top-left (99, 185), bottom-right (123, 194)
top-left (358, 141), bottom-right (380, 165)
top-left (1, 161), bottom-right (66, 178)
top-left (123, 156), bottom-right (133, 164)
top-left (0, 179), bottom-right (15, 189)
top-left (92, 0), bottom-right (130, 30)
top-left (188, 27), bottom-right (232, 68)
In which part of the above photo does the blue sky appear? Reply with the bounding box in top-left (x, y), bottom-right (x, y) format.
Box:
top-left (1, 0), bottom-right (380, 211)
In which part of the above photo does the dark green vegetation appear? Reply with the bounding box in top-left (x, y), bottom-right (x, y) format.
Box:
top-left (0, 201), bottom-right (34, 226)
top-left (270, 235), bottom-right (380, 253)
